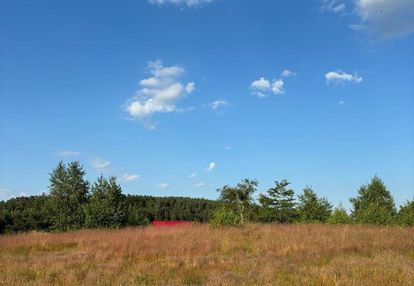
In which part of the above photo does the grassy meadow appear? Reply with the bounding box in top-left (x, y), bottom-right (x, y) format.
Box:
top-left (1, 224), bottom-right (414, 286)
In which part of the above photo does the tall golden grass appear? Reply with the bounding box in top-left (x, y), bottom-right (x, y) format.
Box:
top-left (1, 224), bottom-right (413, 285)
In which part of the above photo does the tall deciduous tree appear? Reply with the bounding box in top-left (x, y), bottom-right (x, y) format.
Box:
top-left (49, 161), bottom-right (89, 230)
top-left (84, 176), bottom-right (126, 228)
top-left (259, 180), bottom-right (296, 223)
top-left (218, 179), bottom-right (258, 225)
top-left (350, 176), bottom-right (396, 224)
top-left (297, 187), bottom-right (332, 223)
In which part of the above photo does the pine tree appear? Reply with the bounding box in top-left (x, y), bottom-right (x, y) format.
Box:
top-left (398, 200), bottom-right (414, 226)
top-left (350, 176), bottom-right (396, 224)
top-left (297, 187), bottom-right (332, 223)
top-left (259, 180), bottom-right (296, 223)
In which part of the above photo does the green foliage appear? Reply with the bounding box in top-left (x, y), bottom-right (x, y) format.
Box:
top-left (218, 179), bottom-right (258, 225)
top-left (49, 161), bottom-right (89, 231)
top-left (125, 195), bottom-right (218, 224)
top-left (328, 204), bottom-right (352, 224)
top-left (397, 200), bottom-right (414, 226)
top-left (259, 180), bottom-right (297, 223)
top-left (210, 207), bottom-right (241, 227)
top-left (350, 176), bottom-right (396, 224)
top-left (297, 187), bottom-right (332, 223)
top-left (0, 195), bottom-right (52, 234)
top-left (84, 176), bottom-right (126, 228)
top-left (355, 203), bottom-right (396, 225)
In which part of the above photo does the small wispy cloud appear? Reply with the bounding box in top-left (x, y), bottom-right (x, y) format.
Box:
top-left (208, 100), bottom-right (229, 110)
top-left (206, 162), bottom-right (216, 172)
top-left (321, 0), bottom-right (346, 14)
top-left (189, 172), bottom-right (197, 178)
top-left (224, 145), bottom-right (232, 150)
top-left (159, 182), bottom-right (170, 189)
top-left (339, 100), bottom-right (345, 105)
top-left (193, 182), bottom-right (206, 188)
top-left (281, 69), bottom-right (297, 78)
top-left (57, 150), bottom-right (80, 157)
top-left (149, 0), bottom-right (216, 8)
top-left (120, 173), bottom-right (140, 182)
top-left (90, 159), bottom-right (111, 171)
top-left (325, 71), bottom-right (363, 85)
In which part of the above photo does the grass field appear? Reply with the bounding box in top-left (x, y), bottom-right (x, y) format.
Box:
top-left (1, 224), bottom-right (414, 285)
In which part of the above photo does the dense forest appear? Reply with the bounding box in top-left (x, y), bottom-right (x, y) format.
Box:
top-left (0, 161), bottom-right (413, 234)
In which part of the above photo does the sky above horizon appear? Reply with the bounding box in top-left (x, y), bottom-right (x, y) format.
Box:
top-left (1, 0), bottom-right (413, 208)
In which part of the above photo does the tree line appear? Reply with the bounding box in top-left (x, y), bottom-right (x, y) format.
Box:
top-left (212, 177), bottom-right (413, 227)
top-left (0, 161), bottom-right (413, 233)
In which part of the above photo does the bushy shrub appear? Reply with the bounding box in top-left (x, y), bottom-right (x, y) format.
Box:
top-left (328, 204), bottom-right (352, 224)
top-left (210, 207), bottom-right (241, 227)
top-left (398, 200), bottom-right (414, 226)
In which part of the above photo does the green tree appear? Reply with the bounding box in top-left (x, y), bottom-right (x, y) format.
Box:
top-left (84, 176), bottom-right (126, 228)
top-left (297, 187), bottom-right (332, 223)
top-left (218, 179), bottom-right (258, 225)
top-left (49, 161), bottom-right (89, 231)
top-left (350, 176), bottom-right (396, 224)
top-left (328, 204), bottom-right (352, 224)
top-left (211, 207), bottom-right (241, 227)
top-left (398, 200), bottom-right (414, 226)
top-left (259, 180), bottom-right (296, 223)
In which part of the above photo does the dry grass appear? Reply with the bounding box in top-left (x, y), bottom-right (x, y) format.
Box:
top-left (1, 224), bottom-right (414, 285)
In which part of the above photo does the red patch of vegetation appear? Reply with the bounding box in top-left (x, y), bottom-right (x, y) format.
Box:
top-left (152, 220), bottom-right (192, 227)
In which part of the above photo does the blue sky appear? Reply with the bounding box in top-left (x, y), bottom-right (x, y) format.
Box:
top-left (1, 0), bottom-right (413, 208)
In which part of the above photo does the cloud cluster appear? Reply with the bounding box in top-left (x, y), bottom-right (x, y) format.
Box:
top-left (325, 71), bottom-right (363, 85)
top-left (126, 61), bottom-right (195, 128)
top-left (149, 0), bottom-right (215, 7)
top-left (250, 69), bottom-right (296, 98)
top-left (352, 0), bottom-right (414, 40)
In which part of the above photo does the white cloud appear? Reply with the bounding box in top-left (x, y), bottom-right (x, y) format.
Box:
top-left (125, 60), bottom-right (195, 128)
top-left (193, 182), bottom-right (206, 188)
top-left (251, 73), bottom-right (289, 97)
top-left (207, 162), bottom-right (216, 172)
top-left (121, 173), bottom-right (140, 182)
top-left (91, 159), bottom-right (111, 171)
top-left (353, 0), bottom-right (414, 40)
top-left (281, 69), bottom-right (297, 78)
top-left (208, 100), bottom-right (229, 110)
top-left (251, 77), bottom-right (270, 91)
top-left (271, 80), bottom-right (284, 94)
top-left (322, 0), bottom-right (346, 13)
top-left (149, 0), bottom-right (216, 7)
top-left (58, 150), bottom-right (80, 157)
top-left (159, 183), bottom-right (170, 189)
top-left (325, 71), bottom-right (363, 85)
top-left (189, 172), bottom-right (197, 178)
